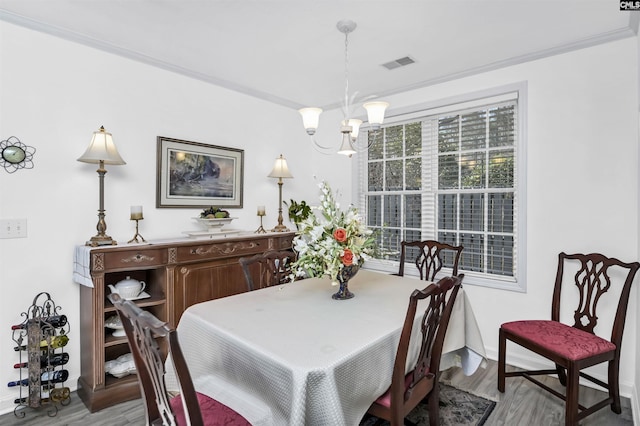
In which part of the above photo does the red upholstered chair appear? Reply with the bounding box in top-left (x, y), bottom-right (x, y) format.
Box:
top-left (367, 274), bottom-right (463, 426)
top-left (498, 252), bottom-right (640, 426)
top-left (108, 293), bottom-right (251, 426)
top-left (239, 249), bottom-right (297, 291)
top-left (397, 240), bottom-right (463, 281)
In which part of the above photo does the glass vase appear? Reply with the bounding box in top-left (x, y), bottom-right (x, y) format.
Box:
top-left (332, 264), bottom-right (359, 300)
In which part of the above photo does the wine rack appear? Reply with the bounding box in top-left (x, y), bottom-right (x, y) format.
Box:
top-left (10, 292), bottom-right (71, 418)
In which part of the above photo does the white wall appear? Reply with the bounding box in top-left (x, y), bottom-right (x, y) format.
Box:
top-left (1, 19), bottom-right (638, 416)
top-left (379, 36), bottom-right (639, 395)
top-left (0, 20), bottom-right (346, 413)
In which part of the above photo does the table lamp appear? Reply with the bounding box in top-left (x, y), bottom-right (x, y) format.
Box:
top-left (268, 154), bottom-right (293, 232)
top-left (77, 126), bottom-right (126, 246)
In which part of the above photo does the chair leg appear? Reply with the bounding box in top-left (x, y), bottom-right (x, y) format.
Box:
top-left (608, 358), bottom-right (622, 414)
top-left (427, 384), bottom-right (440, 426)
top-left (498, 329), bottom-right (506, 392)
top-left (389, 404), bottom-right (404, 426)
top-left (565, 366), bottom-right (579, 426)
top-left (556, 364), bottom-right (567, 386)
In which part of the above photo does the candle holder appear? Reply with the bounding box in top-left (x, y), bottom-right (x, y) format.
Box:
top-left (128, 219), bottom-right (146, 243)
top-left (255, 212), bottom-right (267, 234)
top-left (128, 209), bottom-right (146, 244)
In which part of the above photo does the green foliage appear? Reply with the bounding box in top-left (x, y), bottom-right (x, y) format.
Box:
top-left (285, 199), bottom-right (311, 226)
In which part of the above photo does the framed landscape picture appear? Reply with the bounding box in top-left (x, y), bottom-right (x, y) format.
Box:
top-left (156, 137), bottom-right (244, 208)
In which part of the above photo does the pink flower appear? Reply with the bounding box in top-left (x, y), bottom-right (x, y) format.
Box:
top-left (334, 228), bottom-right (347, 243)
top-left (341, 249), bottom-right (354, 266)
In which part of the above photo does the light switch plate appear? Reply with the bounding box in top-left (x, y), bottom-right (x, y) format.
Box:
top-left (0, 218), bottom-right (27, 238)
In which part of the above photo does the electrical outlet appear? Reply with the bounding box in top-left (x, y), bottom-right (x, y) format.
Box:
top-left (0, 218), bottom-right (27, 238)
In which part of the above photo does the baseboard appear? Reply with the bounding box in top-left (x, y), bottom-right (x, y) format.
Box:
top-left (484, 346), bottom-right (634, 398)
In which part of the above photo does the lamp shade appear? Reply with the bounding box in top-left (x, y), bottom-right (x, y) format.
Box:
top-left (77, 126), bottom-right (126, 165)
top-left (337, 132), bottom-right (357, 156)
top-left (363, 101), bottom-right (389, 129)
top-left (342, 118), bottom-right (363, 141)
top-left (299, 108), bottom-right (323, 136)
top-left (268, 154), bottom-right (293, 179)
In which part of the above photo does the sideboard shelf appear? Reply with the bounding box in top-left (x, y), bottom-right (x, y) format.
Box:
top-left (76, 232), bottom-right (294, 412)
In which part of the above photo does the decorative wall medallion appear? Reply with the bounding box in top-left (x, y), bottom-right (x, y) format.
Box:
top-left (0, 136), bottom-right (36, 173)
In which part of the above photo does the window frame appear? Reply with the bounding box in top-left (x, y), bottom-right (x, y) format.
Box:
top-left (355, 82), bottom-right (527, 292)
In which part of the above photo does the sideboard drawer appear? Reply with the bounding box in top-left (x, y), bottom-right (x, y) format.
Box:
top-left (99, 249), bottom-right (168, 270)
top-left (176, 239), bottom-right (267, 262)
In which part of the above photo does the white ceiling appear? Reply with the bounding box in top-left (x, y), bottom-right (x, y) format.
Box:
top-left (0, 1), bottom-right (637, 112)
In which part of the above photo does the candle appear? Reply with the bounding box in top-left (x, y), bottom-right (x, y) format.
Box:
top-left (257, 205), bottom-right (266, 216)
top-left (130, 205), bottom-right (143, 220)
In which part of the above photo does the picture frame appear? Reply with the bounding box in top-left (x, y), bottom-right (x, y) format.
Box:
top-left (156, 137), bottom-right (244, 208)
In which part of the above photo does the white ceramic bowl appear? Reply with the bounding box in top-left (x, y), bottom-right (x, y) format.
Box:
top-left (105, 315), bottom-right (126, 337)
top-left (192, 217), bottom-right (236, 232)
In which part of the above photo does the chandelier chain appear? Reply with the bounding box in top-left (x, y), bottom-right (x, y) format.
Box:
top-left (344, 29), bottom-right (350, 120)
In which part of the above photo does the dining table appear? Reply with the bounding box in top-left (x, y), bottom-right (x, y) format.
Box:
top-left (165, 269), bottom-right (486, 426)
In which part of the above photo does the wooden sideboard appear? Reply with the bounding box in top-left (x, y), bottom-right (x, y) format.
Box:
top-left (76, 232), bottom-right (294, 412)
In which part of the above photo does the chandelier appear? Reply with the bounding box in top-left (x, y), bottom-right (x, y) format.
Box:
top-left (299, 20), bottom-right (389, 157)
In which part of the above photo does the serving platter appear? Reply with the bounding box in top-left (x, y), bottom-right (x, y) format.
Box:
top-left (124, 291), bottom-right (151, 301)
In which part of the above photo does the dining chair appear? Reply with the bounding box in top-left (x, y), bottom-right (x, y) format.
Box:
top-left (498, 252), bottom-right (640, 426)
top-left (108, 293), bottom-right (251, 426)
top-left (239, 249), bottom-right (297, 291)
top-left (367, 274), bottom-right (464, 426)
top-left (397, 240), bottom-right (464, 281)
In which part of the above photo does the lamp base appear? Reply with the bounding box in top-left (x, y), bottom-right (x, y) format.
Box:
top-left (86, 235), bottom-right (117, 247)
top-left (270, 224), bottom-right (290, 232)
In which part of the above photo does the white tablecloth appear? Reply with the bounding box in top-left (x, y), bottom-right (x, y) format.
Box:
top-left (165, 270), bottom-right (486, 426)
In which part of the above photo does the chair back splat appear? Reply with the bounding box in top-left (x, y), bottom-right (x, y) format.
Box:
top-left (498, 252), bottom-right (640, 426)
top-left (108, 293), bottom-right (251, 426)
top-left (368, 274), bottom-right (464, 426)
top-left (398, 240), bottom-right (463, 281)
top-left (239, 249), bottom-right (296, 291)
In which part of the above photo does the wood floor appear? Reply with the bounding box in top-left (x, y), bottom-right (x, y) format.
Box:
top-left (1, 359), bottom-right (634, 425)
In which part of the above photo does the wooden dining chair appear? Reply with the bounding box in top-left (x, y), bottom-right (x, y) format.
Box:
top-left (397, 240), bottom-right (464, 281)
top-left (108, 293), bottom-right (251, 426)
top-left (367, 274), bottom-right (464, 426)
top-left (498, 252), bottom-right (640, 426)
top-left (239, 249), bottom-right (296, 291)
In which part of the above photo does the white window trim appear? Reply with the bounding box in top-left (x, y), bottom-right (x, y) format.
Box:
top-left (354, 82), bottom-right (528, 292)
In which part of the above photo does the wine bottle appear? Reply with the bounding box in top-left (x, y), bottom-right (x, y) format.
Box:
top-left (13, 386), bottom-right (70, 403)
top-left (13, 353), bottom-right (69, 369)
top-left (13, 334), bottom-right (69, 351)
top-left (10, 315), bottom-right (68, 330)
top-left (7, 369), bottom-right (69, 387)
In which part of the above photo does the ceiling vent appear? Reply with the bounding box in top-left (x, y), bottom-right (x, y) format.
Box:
top-left (382, 56), bottom-right (416, 70)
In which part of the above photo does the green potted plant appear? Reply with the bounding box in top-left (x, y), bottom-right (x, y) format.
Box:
top-left (284, 199), bottom-right (311, 229)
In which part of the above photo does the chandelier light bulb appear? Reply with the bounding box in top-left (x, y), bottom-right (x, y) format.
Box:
top-left (299, 107), bottom-right (323, 135)
top-left (342, 118), bottom-right (362, 141)
top-left (363, 101), bottom-right (390, 130)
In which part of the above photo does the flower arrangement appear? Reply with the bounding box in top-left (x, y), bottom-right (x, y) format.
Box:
top-left (290, 181), bottom-right (378, 285)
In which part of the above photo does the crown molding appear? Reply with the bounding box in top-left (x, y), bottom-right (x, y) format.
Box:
top-left (1, 9), bottom-right (635, 112)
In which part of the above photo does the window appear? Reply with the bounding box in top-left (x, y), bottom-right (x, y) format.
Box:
top-left (358, 87), bottom-right (525, 291)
